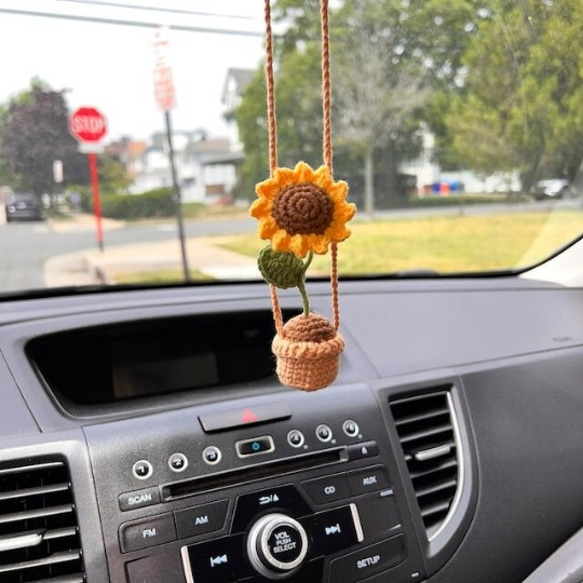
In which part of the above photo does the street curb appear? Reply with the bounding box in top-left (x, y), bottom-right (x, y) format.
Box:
top-left (83, 257), bottom-right (116, 285)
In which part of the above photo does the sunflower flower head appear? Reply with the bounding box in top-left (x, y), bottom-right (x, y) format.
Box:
top-left (250, 161), bottom-right (356, 258)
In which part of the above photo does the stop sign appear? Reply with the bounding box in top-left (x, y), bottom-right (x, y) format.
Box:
top-left (69, 107), bottom-right (107, 143)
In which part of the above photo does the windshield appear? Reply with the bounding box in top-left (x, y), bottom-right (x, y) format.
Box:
top-left (0, 0), bottom-right (581, 295)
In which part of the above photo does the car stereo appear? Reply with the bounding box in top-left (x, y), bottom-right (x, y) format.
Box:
top-left (85, 384), bottom-right (426, 583)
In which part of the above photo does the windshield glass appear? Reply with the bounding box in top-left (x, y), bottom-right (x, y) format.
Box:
top-left (0, 0), bottom-right (581, 294)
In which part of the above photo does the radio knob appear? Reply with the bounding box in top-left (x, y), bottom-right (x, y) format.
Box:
top-left (246, 513), bottom-right (309, 579)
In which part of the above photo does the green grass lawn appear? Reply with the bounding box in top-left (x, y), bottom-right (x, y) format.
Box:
top-left (219, 209), bottom-right (583, 274)
top-left (112, 269), bottom-right (213, 284)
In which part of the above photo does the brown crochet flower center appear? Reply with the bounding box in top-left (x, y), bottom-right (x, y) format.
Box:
top-left (272, 183), bottom-right (334, 235)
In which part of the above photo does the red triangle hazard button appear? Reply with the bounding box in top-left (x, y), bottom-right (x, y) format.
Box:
top-left (241, 409), bottom-right (259, 423)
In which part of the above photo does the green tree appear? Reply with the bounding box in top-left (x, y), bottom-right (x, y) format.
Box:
top-left (444, 0), bottom-right (583, 190)
top-left (235, 45), bottom-right (323, 200)
top-left (237, 0), bottom-right (429, 210)
top-left (97, 155), bottom-right (133, 194)
top-left (0, 81), bottom-right (87, 197)
top-left (334, 0), bottom-right (429, 215)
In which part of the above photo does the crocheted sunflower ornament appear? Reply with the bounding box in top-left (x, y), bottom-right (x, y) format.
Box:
top-left (250, 0), bottom-right (356, 392)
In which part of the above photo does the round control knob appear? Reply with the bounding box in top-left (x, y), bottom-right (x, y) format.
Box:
top-left (247, 513), bottom-right (309, 579)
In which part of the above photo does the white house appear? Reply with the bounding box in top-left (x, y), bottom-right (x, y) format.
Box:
top-left (221, 68), bottom-right (255, 152)
top-left (130, 131), bottom-right (236, 203)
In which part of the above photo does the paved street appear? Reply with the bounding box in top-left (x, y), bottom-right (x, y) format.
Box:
top-left (0, 199), bottom-right (579, 294)
top-left (0, 216), bottom-right (256, 293)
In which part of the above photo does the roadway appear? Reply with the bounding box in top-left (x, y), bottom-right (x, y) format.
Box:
top-left (0, 199), bottom-right (578, 294)
top-left (0, 216), bottom-right (256, 293)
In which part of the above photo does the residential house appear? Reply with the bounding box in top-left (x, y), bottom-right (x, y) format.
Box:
top-left (221, 68), bottom-right (255, 152)
top-left (129, 130), bottom-right (236, 203)
top-left (105, 137), bottom-right (147, 179)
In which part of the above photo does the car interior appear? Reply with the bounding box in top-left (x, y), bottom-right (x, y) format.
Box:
top-left (1, 1), bottom-right (583, 583)
top-left (2, 260), bottom-right (583, 583)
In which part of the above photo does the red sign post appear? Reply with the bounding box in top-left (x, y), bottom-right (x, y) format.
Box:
top-left (69, 107), bottom-right (108, 252)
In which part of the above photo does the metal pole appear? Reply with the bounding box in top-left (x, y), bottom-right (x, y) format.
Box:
top-left (88, 152), bottom-right (104, 252)
top-left (164, 109), bottom-right (190, 282)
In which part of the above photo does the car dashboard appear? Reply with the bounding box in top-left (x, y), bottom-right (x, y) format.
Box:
top-left (1, 277), bottom-right (583, 583)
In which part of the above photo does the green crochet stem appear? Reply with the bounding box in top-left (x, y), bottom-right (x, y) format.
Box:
top-left (299, 252), bottom-right (313, 316)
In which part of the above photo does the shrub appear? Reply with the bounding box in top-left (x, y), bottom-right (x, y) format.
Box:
top-left (82, 188), bottom-right (176, 219)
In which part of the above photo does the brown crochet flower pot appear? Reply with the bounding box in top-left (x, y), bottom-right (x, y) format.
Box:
top-left (272, 313), bottom-right (345, 391)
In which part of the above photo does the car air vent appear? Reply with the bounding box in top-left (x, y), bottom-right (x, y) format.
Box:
top-left (0, 460), bottom-right (85, 583)
top-left (390, 390), bottom-right (461, 540)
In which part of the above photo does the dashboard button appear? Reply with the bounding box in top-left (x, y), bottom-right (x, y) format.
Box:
top-left (132, 460), bottom-right (153, 480)
top-left (199, 402), bottom-right (292, 433)
top-left (120, 513), bottom-right (177, 553)
top-left (342, 419), bottom-right (360, 437)
top-left (168, 452), bottom-right (188, 472)
top-left (358, 495), bottom-right (401, 538)
top-left (247, 513), bottom-right (309, 578)
top-left (119, 487), bottom-right (160, 512)
top-left (346, 440), bottom-right (379, 461)
top-left (348, 466), bottom-right (390, 495)
top-left (182, 534), bottom-right (251, 583)
top-left (328, 535), bottom-right (406, 582)
top-left (236, 436), bottom-right (275, 457)
top-left (302, 474), bottom-right (350, 504)
top-left (287, 429), bottom-right (305, 448)
top-left (232, 485), bottom-right (311, 532)
top-left (307, 504), bottom-right (363, 557)
top-left (126, 555), bottom-right (185, 583)
top-left (243, 558), bottom-right (324, 582)
top-left (175, 500), bottom-right (229, 539)
top-left (203, 446), bottom-right (222, 465)
top-left (315, 424), bottom-right (333, 442)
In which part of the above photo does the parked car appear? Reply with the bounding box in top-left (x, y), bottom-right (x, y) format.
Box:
top-left (530, 178), bottom-right (572, 200)
top-left (4, 192), bottom-right (43, 222)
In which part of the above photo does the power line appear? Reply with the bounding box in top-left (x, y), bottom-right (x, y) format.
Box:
top-left (52, 0), bottom-right (260, 21)
top-left (0, 7), bottom-right (265, 36)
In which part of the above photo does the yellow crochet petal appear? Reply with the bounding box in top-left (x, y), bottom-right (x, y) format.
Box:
top-left (272, 229), bottom-right (292, 252)
top-left (258, 217), bottom-right (278, 239)
top-left (288, 234), bottom-right (310, 258)
top-left (294, 161), bottom-right (315, 183)
top-left (272, 166), bottom-right (296, 187)
top-left (313, 165), bottom-right (334, 190)
top-left (310, 234), bottom-right (330, 255)
top-left (330, 226), bottom-right (351, 243)
top-left (249, 197), bottom-right (272, 218)
top-left (255, 181), bottom-right (280, 200)
top-left (334, 202), bottom-right (356, 222)
top-left (328, 180), bottom-right (349, 202)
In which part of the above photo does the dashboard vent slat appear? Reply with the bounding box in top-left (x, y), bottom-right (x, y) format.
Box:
top-left (0, 483), bottom-right (71, 502)
top-left (394, 406), bottom-right (450, 427)
top-left (0, 460), bottom-right (85, 583)
top-left (398, 422), bottom-right (452, 445)
top-left (0, 504), bottom-right (75, 525)
top-left (390, 390), bottom-right (461, 539)
top-left (31, 575), bottom-right (85, 583)
top-left (0, 550), bottom-right (81, 574)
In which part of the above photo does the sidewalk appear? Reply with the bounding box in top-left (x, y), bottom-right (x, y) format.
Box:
top-left (47, 213), bottom-right (125, 234)
top-left (84, 237), bottom-right (260, 284)
top-left (44, 215), bottom-right (260, 287)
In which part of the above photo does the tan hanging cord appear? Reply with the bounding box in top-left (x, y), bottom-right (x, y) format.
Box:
top-left (262, 0), bottom-right (341, 334)
top-left (263, 0), bottom-right (278, 176)
top-left (263, 0), bottom-right (284, 337)
top-left (319, 0), bottom-right (341, 332)
top-left (320, 0), bottom-right (333, 174)
top-left (254, 0), bottom-right (355, 390)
